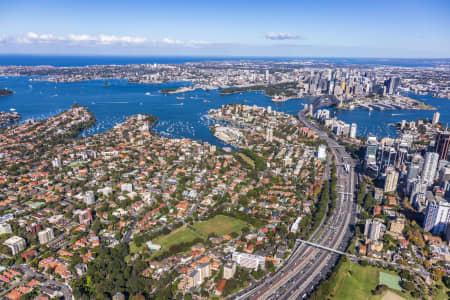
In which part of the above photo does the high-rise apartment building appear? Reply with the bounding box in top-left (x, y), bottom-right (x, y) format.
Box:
top-left (265, 127), bottom-right (273, 143)
top-left (423, 200), bottom-right (450, 234)
top-left (79, 208), bottom-right (93, 225)
top-left (3, 236), bottom-right (26, 255)
top-left (350, 123), bottom-right (357, 139)
top-left (0, 222), bottom-right (12, 234)
top-left (364, 219), bottom-right (383, 241)
top-left (232, 252), bottom-right (266, 270)
top-left (38, 228), bottom-right (55, 245)
top-left (422, 152), bottom-right (439, 186)
top-left (223, 262), bottom-right (236, 280)
top-left (384, 166), bottom-right (399, 193)
top-left (435, 131), bottom-right (450, 161)
top-left (187, 262), bottom-right (211, 288)
top-left (365, 136), bottom-right (378, 161)
top-left (432, 112), bottom-right (440, 125)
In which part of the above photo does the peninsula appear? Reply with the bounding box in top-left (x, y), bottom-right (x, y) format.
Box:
top-left (159, 86), bottom-right (198, 94)
top-left (0, 111), bottom-right (21, 125)
top-left (220, 81), bottom-right (300, 102)
top-left (0, 88), bottom-right (13, 97)
top-left (337, 94), bottom-right (436, 111)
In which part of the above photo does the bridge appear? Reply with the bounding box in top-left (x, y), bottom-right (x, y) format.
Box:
top-left (310, 95), bottom-right (340, 110)
top-left (296, 239), bottom-right (348, 256)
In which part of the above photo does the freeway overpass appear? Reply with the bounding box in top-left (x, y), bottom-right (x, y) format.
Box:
top-left (296, 239), bottom-right (348, 256)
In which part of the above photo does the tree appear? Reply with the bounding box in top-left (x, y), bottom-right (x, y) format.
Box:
top-left (357, 181), bottom-right (366, 206)
top-left (399, 270), bottom-right (411, 280)
top-left (92, 219), bottom-right (101, 235)
top-left (402, 280), bottom-right (415, 291)
top-left (363, 191), bottom-right (375, 212)
top-left (372, 284), bottom-right (388, 295)
top-left (266, 260), bottom-right (275, 273)
top-left (443, 276), bottom-right (450, 289)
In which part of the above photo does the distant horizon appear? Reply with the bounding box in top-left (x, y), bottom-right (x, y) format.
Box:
top-left (1, 53), bottom-right (449, 60)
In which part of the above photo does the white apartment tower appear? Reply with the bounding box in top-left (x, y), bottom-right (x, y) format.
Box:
top-left (422, 152), bottom-right (439, 186)
top-left (350, 123), bottom-right (357, 139)
top-left (364, 219), bottom-right (384, 241)
top-left (265, 127), bottom-right (273, 143)
top-left (3, 236), bottom-right (26, 255)
top-left (232, 252), bottom-right (266, 270)
top-left (38, 228), bottom-right (55, 245)
top-left (384, 166), bottom-right (399, 193)
top-left (423, 200), bottom-right (450, 234)
top-left (432, 112), bottom-right (440, 125)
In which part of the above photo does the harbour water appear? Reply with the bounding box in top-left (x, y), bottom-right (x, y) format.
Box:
top-left (0, 77), bottom-right (312, 147)
top-left (0, 76), bottom-right (449, 146)
top-left (332, 93), bottom-right (450, 138)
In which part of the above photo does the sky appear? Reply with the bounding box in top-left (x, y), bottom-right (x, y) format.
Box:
top-left (0, 0), bottom-right (449, 58)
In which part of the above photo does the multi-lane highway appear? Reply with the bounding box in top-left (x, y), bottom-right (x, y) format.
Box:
top-left (232, 110), bottom-right (358, 300)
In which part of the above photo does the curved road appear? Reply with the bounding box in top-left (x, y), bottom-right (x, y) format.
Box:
top-left (232, 110), bottom-right (357, 300)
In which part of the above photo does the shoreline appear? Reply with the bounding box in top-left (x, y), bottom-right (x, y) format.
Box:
top-left (159, 86), bottom-right (198, 94)
top-left (337, 95), bottom-right (436, 112)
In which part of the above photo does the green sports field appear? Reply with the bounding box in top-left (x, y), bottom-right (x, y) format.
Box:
top-left (153, 227), bottom-right (203, 251)
top-left (192, 215), bottom-right (248, 236)
top-left (152, 215), bottom-right (247, 252)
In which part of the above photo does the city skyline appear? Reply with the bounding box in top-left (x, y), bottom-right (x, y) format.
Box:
top-left (1, 0), bottom-right (449, 58)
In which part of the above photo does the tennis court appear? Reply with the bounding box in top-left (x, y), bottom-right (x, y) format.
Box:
top-left (379, 272), bottom-right (402, 291)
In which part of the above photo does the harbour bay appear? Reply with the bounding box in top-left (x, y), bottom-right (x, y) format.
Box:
top-left (0, 76), bottom-right (449, 146)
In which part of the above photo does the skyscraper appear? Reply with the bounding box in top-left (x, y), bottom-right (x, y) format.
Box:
top-left (423, 200), bottom-right (450, 234)
top-left (265, 127), bottom-right (273, 142)
top-left (365, 136), bottom-right (379, 178)
top-left (364, 219), bottom-right (383, 241)
top-left (365, 136), bottom-right (378, 161)
top-left (395, 148), bottom-right (407, 169)
top-left (386, 77), bottom-right (400, 95)
top-left (384, 166), bottom-right (399, 193)
top-left (435, 131), bottom-right (450, 160)
top-left (432, 112), bottom-right (440, 125)
top-left (350, 123), bottom-right (357, 139)
top-left (422, 152), bottom-right (439, 186)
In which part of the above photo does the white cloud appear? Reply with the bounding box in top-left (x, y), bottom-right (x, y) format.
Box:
top-left (67, 34), bottom-right (95, 42)
top-left (0, 32), bottom-right (225, 49)
top-left (265, 32), bottom-right (301, 40)
top-left (161, 37), bottom-right (185, 45)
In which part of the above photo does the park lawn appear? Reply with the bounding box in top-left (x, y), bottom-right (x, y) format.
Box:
top-left (331, 260), bottom-right (380, 300)
top-left (153, 227), bottom-right (204, 251)
top-left (331, 261), bottom-right (413, 300)
top-left (150, 216), bottom-right (247, 257)
top-left (238, 153), bottom-right (255, 168)
top-left (192, 215), bottom-right (248, 236)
